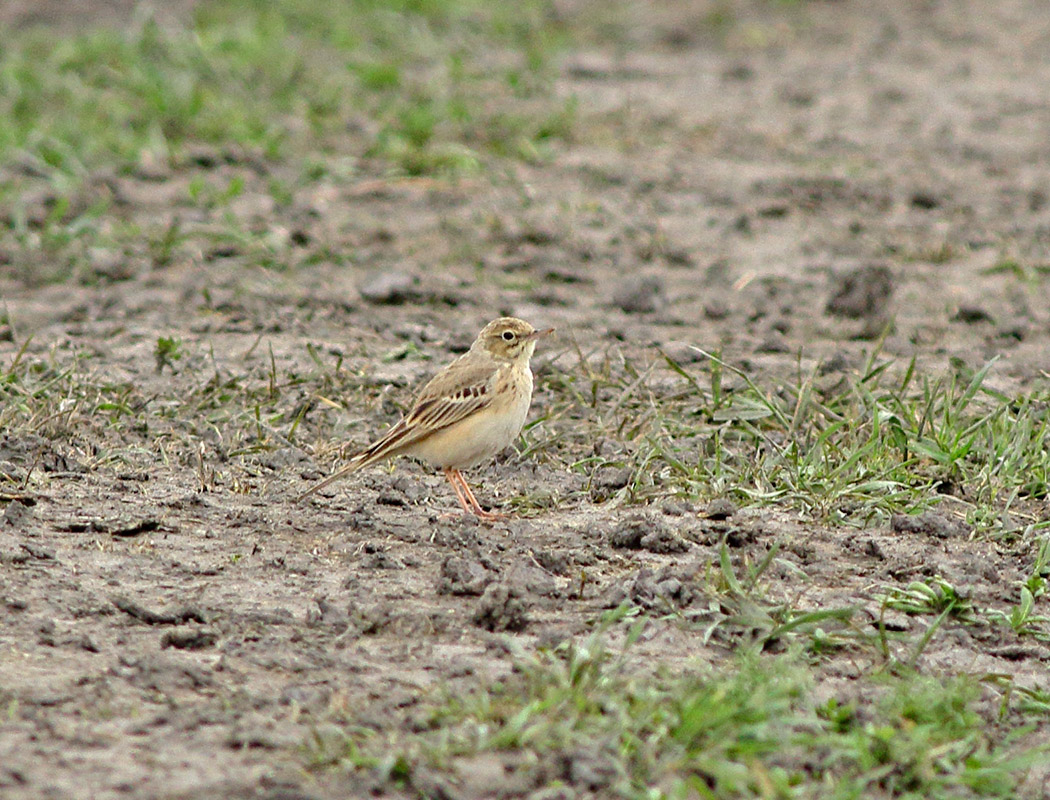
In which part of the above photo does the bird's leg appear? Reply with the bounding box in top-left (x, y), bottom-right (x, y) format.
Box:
top-left (443, 468), bottom-right (474, 516)
top-left (452, 469), bottom-right (506, 521)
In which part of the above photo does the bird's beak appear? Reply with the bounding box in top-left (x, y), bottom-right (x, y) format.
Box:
top-left (526, 327), bottom-right (556, 341)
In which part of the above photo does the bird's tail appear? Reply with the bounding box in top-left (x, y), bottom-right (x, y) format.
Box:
top-left (297, 418), bottom-right (415, 503)
top-left (296, 454), bottom-right (367, 502)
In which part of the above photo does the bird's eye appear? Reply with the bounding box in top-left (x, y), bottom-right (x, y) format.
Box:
top-left (502, 331), bottom-right (515, 341)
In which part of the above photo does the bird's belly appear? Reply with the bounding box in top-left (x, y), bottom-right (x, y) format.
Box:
top-left (408, 372), bottom-right (532, 469)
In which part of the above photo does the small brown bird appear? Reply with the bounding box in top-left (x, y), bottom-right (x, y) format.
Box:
top-left (298, 317), bottom-right (554, 520)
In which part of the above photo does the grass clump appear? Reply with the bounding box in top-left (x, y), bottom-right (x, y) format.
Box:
top-left (0, 336), bottom-right (311, 490)
top-left (304, 613), bottom-right (1048, 799)
top-left (541, 345), bottom-right (1050, 529)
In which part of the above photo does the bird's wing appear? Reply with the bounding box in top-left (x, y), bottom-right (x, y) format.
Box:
top-left (296, 354), bottom-right (499, 502)
top-left (403, 354), bottom-right (499, 432)
top-left (351, 354), bottom-right (499, 462)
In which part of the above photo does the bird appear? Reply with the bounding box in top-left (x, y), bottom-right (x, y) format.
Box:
top-left (298, 317), bottom-right (554, 520)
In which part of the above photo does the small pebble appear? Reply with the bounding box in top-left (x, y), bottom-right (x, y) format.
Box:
top-left (359, 270), bottom-right (416, 304)
top-left (612, 276), bottom-right (665, 314)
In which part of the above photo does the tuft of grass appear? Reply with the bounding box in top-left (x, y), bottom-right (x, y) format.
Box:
top-left (880, 577), bottom-right (977, 623)
top-left (304, 611), bottom-right (1048, 799)
top-left (0, 337), bottom-right (318, 487)
top-left (539, 345), bottom-right (1050, 529)
top-left (153, 336), bottom-right (184, 373)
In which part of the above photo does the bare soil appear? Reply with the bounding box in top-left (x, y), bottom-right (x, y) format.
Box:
top-left (2, 1), bottom-right (1050, 798)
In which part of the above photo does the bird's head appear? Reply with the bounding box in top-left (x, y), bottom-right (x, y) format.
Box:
top-left (474, 317), bottom-right (554, 362)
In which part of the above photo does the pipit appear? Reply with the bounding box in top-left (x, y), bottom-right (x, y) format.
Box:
top-left (298, 317), bottom-right (554, 520)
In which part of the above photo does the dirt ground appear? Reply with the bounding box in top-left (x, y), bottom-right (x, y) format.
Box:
top-left (2, 0), bottom-right (1050, 798)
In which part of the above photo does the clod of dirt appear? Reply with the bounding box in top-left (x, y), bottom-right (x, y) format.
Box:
top-left (507, 560), bottom-right (561, 598)
top-left (604, 563), bottom-right (700, 610)
top-left (161, 627), bottom-right (218, 650)
top-left (660, 499), bottom-right (694, 516)
top-left (664, 247), bottom-right (694, 267)
top-left (409, 767), bottom-right (462, 800)
top-left (862, 605), bottom-right (912, 632)
top-left (642, 526), bottom-right (689, 554)
top-left (818, 351), bottom-right (851, 376)
top-left (109, 518), bottom-right (161, 538)
top-left (19, 542), bottom-right (55, 560)
top-left (430, 519), bottom-right (483, 550)
top-left (117, 653), bottom-right (215, 691)
top-left (453, 753), bottom-right (533, 800)
top-left (825, 264), bottom-right (893, 320)
top-left (590, 465), bottom-right (632, 501)
top-left (309, 597), bottom-right (350, 633)
top-left (661, 341), bottom-right (706, 365)
top-left (989, 644), bottom-right (1050, 662)
top-left (280, 684), bottom-right (331, 711)
top-left (347, 601), bottom-right (394, 636)
top-left (862, 538), bottom-right (886, 559)
top-left (607, 513), bottom-right (651, 549)
top-left (473, 583), bottom-right (529, 632)
top-left (0, 549), bottom-right (28, 566)
top-left (910, 191), bottom-right (941, 209)
top-left (438, 556), bottom-right (492, 596)
top-left (360, 550), bottom-right (404, 570)
top-left (756, 331), bottom-right (790, 354)
top-left (36, 619), bottom-right (57, 647)
top-left (2, 501), bottom-right (33, 529)
top-left (563, 745), bottom-right (619, 790)
top-left (225, 714), bottom-right (304, 750)
top-left (358, 270), bottom-right (417, 304)
top-left (725, 526), bottom-right (757, 548)
top-left (951, 305), bottom-right (995, 324)
top-left (112, 596), bottom-right (209, 626)
top-left (703, 499), bottom-right (737, 520)
top-left (532, 549), bottom-right (571, 575)
top-left (608, 513), bottom-right (689, 553)
top-left (612, 276), bottom-right (665, 314)
top-left (704, 296), bottom-right (731, 319)
top-left (997, 323), bottom-right (1028, 342)
top-left (375, 489), bottom-right (408, 507)
top-left (891, 511), bottom-right (970, 539)
top-left (608, 515), bottom-right (645, 549)
top-left (57, 516), bottom-right (161, 537)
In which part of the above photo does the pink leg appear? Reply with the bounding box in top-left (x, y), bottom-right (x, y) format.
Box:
top-left (451, 469), bottom-right (505, 521)
top-left (443, 468), bottom-right (474, 515)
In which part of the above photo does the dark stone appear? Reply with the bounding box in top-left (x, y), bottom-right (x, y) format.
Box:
top-left (612, 276), bottom-right (665, 314)
top-left (703, 499), bottom-right (737, 520)
top-left (825, 264), bottom-right (893, 319)
top-left (161, 628), bottom-right (218, 650)
top-left (910, 192), bottom-right (941, 209)
top-left (951, 305), bottom-right (994, 324)
top-left (358, 270), bottom-right (417, 304)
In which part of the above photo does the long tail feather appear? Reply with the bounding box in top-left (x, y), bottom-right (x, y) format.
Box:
top-left (296, 457), bottom-right (366, 502)
top-left (297, 418), bottom-right (414, 503)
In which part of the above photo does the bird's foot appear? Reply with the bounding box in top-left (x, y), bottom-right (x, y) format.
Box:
top-left (436, 508), bottom-right (506, 524)
top-left (473, 508), bottom-right (507, 523)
